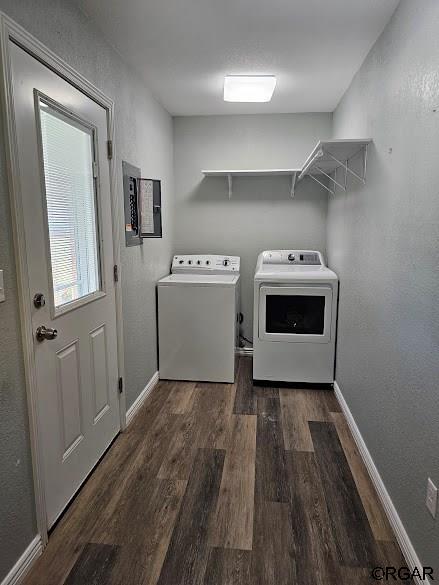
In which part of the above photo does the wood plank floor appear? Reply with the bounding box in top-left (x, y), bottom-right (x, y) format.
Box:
top-left (24, 357), bottom-right (411, 585)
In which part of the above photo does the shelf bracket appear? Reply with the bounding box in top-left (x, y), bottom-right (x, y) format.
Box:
top-left (290, 172), bottom-right (297, 198)
top-left (314, 166), bottom-right (347, 192)
top-left (307, 173), bottom-right (335, 195)
top-left (227, 174), bottom-right (233, 199)
top-left (363, 143), bottom-right (368, 182)
top-left (299, 148), bottom-right (324, 180)
top-left (326, 146), bottom-right (368, 184)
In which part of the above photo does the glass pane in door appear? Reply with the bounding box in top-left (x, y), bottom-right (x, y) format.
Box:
top-left (266, 295), bottom-right (325, 334)
top-left (39, 99), bottom-right (101, 309)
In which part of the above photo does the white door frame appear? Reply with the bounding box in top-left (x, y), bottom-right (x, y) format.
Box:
top-left (0, 13), bottom-right (127, 546)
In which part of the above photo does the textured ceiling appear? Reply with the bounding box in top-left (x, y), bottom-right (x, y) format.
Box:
top-left (77, 0), bottom-right (400, 115)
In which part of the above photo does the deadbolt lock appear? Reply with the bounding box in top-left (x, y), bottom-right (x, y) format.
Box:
top-left (33, 293), bottom-right (46, 308)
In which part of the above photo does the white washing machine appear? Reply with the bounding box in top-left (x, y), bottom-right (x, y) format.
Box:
top-left (253, 250), bottom-right (338, 384)
top-left (158, 254), bottom-right (240, 383)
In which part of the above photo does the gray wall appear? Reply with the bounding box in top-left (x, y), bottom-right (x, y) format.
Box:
top-left (0, 0), bottom-right (174, 580)
top-left (327, 0), bottom-right (439, 570)
top-left (3, 0), bottom-right (438, 579)
top-left (173, 114), bottom-right (331, 340)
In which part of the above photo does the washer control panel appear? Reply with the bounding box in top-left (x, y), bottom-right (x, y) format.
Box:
top-left (262, 250), bottom-right (323, 266)
top-left (172, 254), bottom-right (240, 274)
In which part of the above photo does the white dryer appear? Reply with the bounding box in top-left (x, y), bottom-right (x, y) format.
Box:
top-left (158, 255), bottom-right (240, 383)
top-left (253, 250), bottom-right (338, 384)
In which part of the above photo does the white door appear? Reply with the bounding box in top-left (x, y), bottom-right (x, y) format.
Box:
top-left (9, 41), bottom-right (120, 527)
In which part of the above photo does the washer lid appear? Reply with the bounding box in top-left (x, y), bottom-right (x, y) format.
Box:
top-left (158, 274), bottom-right (239, 287)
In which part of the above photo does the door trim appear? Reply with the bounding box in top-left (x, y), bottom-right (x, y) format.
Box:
top-left (0, 13), bottom-right (126, 546)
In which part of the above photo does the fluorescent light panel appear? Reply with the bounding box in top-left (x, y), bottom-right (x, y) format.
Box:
top-left (224, 75), bottom-right (276, 102)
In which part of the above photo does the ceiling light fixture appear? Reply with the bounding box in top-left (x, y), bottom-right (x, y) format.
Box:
top-left (223, 75), bottom-right (276, 102)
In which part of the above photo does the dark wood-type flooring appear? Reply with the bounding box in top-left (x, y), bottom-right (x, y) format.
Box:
top-left (25, 357), bottom-right (412, 584)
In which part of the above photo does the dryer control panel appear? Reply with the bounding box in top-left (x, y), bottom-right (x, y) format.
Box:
top-left (262, 250), bottom-right (323, 265)
top-left (172, 254), bottom-right (240, 274)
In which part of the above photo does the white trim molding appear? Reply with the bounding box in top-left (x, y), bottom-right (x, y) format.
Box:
top-left (333, 381), bottom-right (430, 585)
top-left (1, 536), bottom-right (42, 585)
top-left (125, 371), bottom-right (160, 427)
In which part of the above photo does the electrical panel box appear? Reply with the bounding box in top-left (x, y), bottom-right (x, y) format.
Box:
top-left (122, 160), bottom-right (142, 247)
top-left (122, 161), bottom-right (163, 246)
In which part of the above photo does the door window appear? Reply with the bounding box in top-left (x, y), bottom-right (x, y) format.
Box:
top-left (38, 97), bottom-right (101, 310)
top-left (266, 295), bottom-right (325, 335)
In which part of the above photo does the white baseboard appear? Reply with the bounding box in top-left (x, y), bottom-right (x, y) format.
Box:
top-left (125, 371), bottom-right (159, 427)
top-left (1, 536), bottom-right (42, 585)
top-left (235, 346), bottom-right (253, 357)
top-left (333, 381), bottom-right (430, 585)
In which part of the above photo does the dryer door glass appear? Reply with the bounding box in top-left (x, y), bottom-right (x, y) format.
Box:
top-left (259, 285), bottom-right (332, 343)
top-left (266, 295), bottom-right (325, 335)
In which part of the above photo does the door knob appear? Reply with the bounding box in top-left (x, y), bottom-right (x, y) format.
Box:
top-left (36, 325), bottom-right (58, 342)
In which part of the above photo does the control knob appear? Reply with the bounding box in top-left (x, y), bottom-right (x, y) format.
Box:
top-left (223, 259), bottom-right (230, 267)
top-left (287, 253), bottom-right (295, 262)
